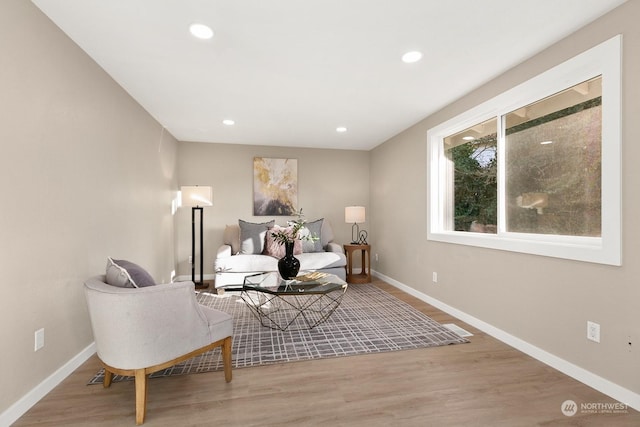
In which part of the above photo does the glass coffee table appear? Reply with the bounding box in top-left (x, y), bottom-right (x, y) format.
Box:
top-left (223, 272), bottom-right (348, 331)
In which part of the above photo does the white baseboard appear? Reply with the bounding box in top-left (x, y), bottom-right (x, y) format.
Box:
top-left (371, 270), bottom-right (640, 411)
top-left (0, 342), bottom-right (96, 427)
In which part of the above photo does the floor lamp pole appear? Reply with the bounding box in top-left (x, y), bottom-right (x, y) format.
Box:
top-left (191, 206), bottom-right (204, 287)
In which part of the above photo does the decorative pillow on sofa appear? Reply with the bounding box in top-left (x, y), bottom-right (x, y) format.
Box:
top-left (298, 218), bottom-right (324, 252)
top-left (239, 219), bottom-right (275, 254)
top-left (320, 219), bottom-right (335, 247)
top-left (264, 225), bottom-right (303, 258)
top-left (223, 224), bottom-right (241, 254)
top-left (105, 257), bottom-right (156, 288)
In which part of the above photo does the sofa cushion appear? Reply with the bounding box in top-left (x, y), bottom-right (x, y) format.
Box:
top-left (264, 225), bottom-right (303, 258)
top-left (297, 252), bottom-right (347, 270)
top-left (299, 218), bottom-right (324, 253)
top-left (215, 252), bottom-right (346, 275)
top-left (216, 253), bottom-right (280, 273)
top-left (105, 257), bottom-right (156, 288)
top-left (239, 219), bottom-right (275, 254)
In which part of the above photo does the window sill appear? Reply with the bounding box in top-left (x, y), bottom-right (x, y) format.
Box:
top-left (427, 230), bottom-right (619, 266)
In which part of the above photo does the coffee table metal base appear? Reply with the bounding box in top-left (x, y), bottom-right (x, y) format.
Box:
top-left (239, 289), bottom-right (345, 331)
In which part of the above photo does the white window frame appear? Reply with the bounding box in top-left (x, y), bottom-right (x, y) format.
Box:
top-left (427, 35), bottom-right (621, 266)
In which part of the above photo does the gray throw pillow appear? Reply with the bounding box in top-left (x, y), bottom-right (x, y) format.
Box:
top-left (299, 218), bottom-right (324, 253)
top-left (105, 257), bottom-right (157, 288)
top-left (105, 257), bottom-right (135, 288)
top-left (239, 219), bottom-right (275, 254)
top-left (114, 259), bottom-right (156, 287)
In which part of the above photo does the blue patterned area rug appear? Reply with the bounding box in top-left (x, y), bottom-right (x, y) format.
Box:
top-left (88, 284), bottom-right (468, 384)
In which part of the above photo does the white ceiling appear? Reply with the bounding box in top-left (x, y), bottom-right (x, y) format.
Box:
top-left (31, 0), bottom-right (625, 150)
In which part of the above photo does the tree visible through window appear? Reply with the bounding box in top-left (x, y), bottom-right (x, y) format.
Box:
top-left (449, 133), bottom-right (497, 233)
top-left (445, 77), bottom-right (601, 237)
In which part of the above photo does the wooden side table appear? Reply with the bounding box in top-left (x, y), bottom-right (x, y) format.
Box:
top-left (344, 244), bottom-right (371, 284)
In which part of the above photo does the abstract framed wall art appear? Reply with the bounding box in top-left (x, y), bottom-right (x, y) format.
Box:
top-left (253, 157), bottom-right (298, 215)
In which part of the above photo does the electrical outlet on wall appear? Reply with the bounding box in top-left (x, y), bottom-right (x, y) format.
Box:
top-left (188, 255), bottom-right (193, 264)
top-left (587, 321), bottom-right (600, 343)
top-left (34, 328), bottom-right (44, 351)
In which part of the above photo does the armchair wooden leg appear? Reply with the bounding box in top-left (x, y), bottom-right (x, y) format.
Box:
top-left (222, 336), bottom-right (232, 383)
top-left (103, 369), bottom-right (113, 388)
top-left (134, 369), bottom-right (148, 425)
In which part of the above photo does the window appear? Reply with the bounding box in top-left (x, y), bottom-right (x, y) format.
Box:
top-left (427, 35), bottom-right (621, 265)
top-left (445, 117), bottom-right (498, 233)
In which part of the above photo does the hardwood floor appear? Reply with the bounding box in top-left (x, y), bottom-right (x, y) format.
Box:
top-left (14, 279), bottom-right (640, 426)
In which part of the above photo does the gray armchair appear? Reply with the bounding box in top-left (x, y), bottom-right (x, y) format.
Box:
top-left (84, 275), bottom-right (233, 425)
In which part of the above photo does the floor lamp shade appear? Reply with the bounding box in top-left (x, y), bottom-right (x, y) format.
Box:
top-left (181, 186), bottom-right (213, 207)
top-left (181, 186), bottom-right (212, 287)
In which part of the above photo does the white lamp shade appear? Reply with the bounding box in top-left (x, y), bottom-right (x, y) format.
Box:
top-left (181, 186), bottom-right (213, 207)
top-left (345, 206), bottom-right (365, 223)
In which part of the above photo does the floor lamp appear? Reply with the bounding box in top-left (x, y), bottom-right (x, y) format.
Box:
top-left (181, 186), bottom-right (213, 288)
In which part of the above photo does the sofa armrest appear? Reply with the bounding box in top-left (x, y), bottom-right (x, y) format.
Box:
top-left (217, 244), bottom-right (233, 258)
top-left (326, 242), bottom-right (344, 254)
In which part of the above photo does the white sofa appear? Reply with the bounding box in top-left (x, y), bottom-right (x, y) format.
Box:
top-left (214, 219), bottom-right (347, 288)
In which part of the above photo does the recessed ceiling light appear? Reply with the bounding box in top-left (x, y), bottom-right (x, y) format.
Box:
top-left (402, 51), bottom-right (423, 63)
top-left (189, 23), bottom-right (214, 40)
top-left (222, 119), bottom-right (235, 126)
top-left (540, 140), bottom-right (553, 145)
top-left (462, 136), bottom-right (475, 141)
top-left (336, 126), bottom-right (347, 133)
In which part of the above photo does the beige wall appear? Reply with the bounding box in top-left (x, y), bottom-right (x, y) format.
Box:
top-left (371, 1), bottom-right (640, 394)
top-left (3, 0), bottom-right (637, 419)
top-left (176, 142), bottom-right (370, 277)
top-left (0, 0), bottom-right (178, 414)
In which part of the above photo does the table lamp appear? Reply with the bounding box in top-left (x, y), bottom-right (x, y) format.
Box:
top-left (345, 206), bottom-right (366, 244)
